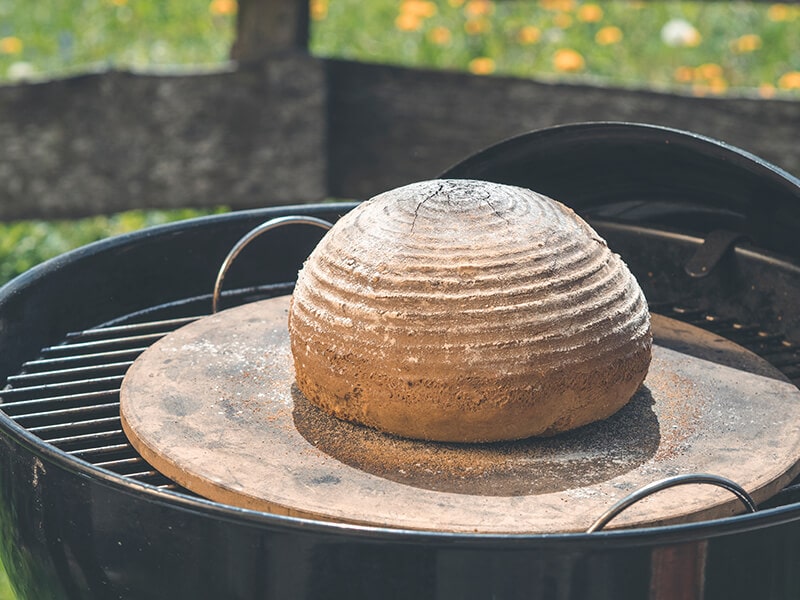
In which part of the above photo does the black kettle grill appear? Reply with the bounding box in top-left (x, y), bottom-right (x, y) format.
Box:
top-left (1, 123), bottom-right (800, 599)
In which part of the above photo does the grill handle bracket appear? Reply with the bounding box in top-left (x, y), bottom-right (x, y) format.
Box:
top-left (213, 215), bottom-right (333, 313)
top-left (587, 473), bottom-right (757, 533)
top-left (684, 230), bottom-right (751, 279)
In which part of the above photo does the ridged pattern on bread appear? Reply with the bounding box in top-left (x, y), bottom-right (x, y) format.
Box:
top-left (289, 179), bottom-right (652, 442)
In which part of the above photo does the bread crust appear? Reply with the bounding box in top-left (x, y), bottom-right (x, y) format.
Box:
top-left (288, 179), bottom-right (652, 442)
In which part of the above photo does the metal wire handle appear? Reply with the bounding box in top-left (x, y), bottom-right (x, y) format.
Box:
top-left (212, 215), bottom-right (333, 314)
top-left (586, 473), bottom-right (757, 533)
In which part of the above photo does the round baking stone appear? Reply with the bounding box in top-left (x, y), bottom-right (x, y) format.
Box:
top-left (120, 295), bottom-right (800, 533)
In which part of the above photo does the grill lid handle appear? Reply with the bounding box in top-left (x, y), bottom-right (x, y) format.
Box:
top-left (586, 473), bottom-right (757, 533)
top-left (684, 230), bottom-right (751, 278)
top-left (213, 215), bottom-right (333, 314)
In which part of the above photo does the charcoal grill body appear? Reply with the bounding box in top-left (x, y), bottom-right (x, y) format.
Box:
top-left (1, 123), bottom-right (800, 599)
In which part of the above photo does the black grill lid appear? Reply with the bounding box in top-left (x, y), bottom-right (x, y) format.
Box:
top-left (441, 122), bottom-right (800, 260)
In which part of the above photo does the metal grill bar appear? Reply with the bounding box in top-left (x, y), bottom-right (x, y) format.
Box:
top-left (22, 349), bottom-right (147, 372)
top-left (668, 306), bottom-right (706, 318)
top-left (29, 416), bottom-right (121, 436)
top-left (11, 402), bottom-right (120, 428)
top-left (65, 316), bottom-right (201, 341)
top-left (91, 457), bottom-right (183, 487)
top-left (68, 443), bottom-right (136, 460)
top-left (0, 390), bottom-right (119, 414)
top-left (47, 429), bottom-right (126, 449)
top-left (125, 469), bottom-right (163, 480)
top-left (0, 376), bottom-right (124, 400)
top-left (41, 334), bottom-right (169, 356)
top-left (92, 455), bottom-right (186, 487)
top-left (94, 456), bottom-right (150, 472)
top-left (6, 362), bottom-right (134, 386)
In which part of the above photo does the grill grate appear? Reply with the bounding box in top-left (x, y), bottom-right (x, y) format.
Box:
top-left (2, 287), bottom-right (800, 501)
top-left (653, 303), bottom-right (800, 388)
top-left (0, 311), bottom-right (201, 491)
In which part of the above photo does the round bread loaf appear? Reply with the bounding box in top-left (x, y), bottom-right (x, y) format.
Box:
top-left (288, 179), bottom-right (652, 442)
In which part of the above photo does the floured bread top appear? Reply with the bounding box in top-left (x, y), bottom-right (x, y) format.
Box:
top-left (288, 179), bottom-right (652, 442)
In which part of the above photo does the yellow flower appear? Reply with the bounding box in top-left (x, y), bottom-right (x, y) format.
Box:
top-left (310, 0), bottom-right (328, 21)
top-left (758, 83), bottom-right (777, 98)
top-left (209, 0), bottom-right (236, 16)
top-left (595, 25), bottom-right (622, 45)
top-left (464, 0), bottom-right (494, 17)
top-left (0, 36), bottom-right (23, 55)
top-left (464, 18), bottom-right (490, 35)
top-left (469, 57), bottom-right (496, 75)
top-left (577, 4), bottom-right (603, 22)
top-left (686, 31), bottom-right (702, 47)
top-left (402, 0), bottom-right (437, 19)
top-left (540, 0), bottom-right (575, 11)
top-left (554, 13), bottom-right (573, 28)
top-left (673, 66), bottom-right (694, 83)
top-left (767, 4), bottom-right (791, 21)
top-left (731, 34), bottom-right (762, 53)
top-left (553, 48), bottom-right (585, 72)
top-left (708, 77), bottom-right (728, 94)
top-left (694, 75), bottom-right (729, 95)
top-left (395, 13), bottom-right (423, 31)
top-left (696, 63), bottom-right (723, 81)
top-left (517, 25), bottom-right (541, 45)
top-left (778, 71), bottom-right (800, 90)
top-left (428, 26), bottom-right (452, 45)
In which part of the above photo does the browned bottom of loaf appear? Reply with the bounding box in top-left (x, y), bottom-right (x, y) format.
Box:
top-left (291, 343), bottom-right (652, 443)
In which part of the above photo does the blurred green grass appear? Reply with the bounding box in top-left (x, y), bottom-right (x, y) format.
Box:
top-left (0, 1), bottom-right (798, 598)
top-left (0, 0), bottom-right (235, 79)
top-left (0, 569), bottom-right (9, 600)
top-left (311, 0), bottom-right (800, 97)
top-left (1, 0), bottom-right (798, 93)
top-left (0, 208), bottom-right (227, 285)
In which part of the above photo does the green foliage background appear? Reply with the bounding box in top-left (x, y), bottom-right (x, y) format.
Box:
top-left (312, 0), bottom-right (800, 96)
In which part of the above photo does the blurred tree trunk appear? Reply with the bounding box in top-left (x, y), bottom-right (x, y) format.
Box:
top-left (231, 0), bottom-right (309, 62)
